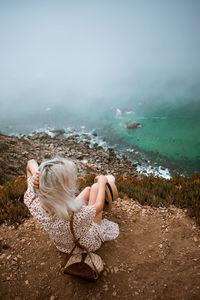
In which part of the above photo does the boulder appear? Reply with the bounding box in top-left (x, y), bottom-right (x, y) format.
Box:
top-left (126, 121), bottom-right (141, 129)
top-left (51, 129), bottom-right (65, 138)
top-left (51, 129), bottom-right (65, 134)
top-left (30, 133), bottom-right (49, 140)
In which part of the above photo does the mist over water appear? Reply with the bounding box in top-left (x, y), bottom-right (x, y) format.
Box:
top-left (0, 0), bottom-right (200, 176)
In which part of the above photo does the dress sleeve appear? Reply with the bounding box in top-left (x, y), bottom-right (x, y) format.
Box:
top-left (24, 177), bottom-right (37, 207)
top-left (24, 177), bottom-right (51, 227)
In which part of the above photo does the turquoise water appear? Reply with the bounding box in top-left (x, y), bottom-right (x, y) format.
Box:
top-left (94, 100), bottom-right (200, 176)
top-left (1, 100), bottom-right (200, 176)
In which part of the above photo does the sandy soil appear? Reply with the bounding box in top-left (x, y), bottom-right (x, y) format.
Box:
top-left (1, 197), bottom-right (200, 300)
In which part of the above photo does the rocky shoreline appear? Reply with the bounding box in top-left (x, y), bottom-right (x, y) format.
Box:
top-left (0, 131), bottom-right (138, 185)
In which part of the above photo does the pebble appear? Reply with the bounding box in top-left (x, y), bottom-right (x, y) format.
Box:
top-left (112, 291), bottom-right (117, 296)
top-left (194, 237), bottom-right (198, 242)
top-left (103, 284), bottom-right (109, 292)
top-left (135, 292), bottom-right (139, 295)
top-left (25, 280), bottom-right (29, 285)
top-left (0, 253), bottom-right (6, 260)
top-left (50, 296), bottom-right (56, 300)
top-left (114, 266), bottom-right (119, 273)
top-left (128, 268), bottom-right (133, 272)
top-left (103, 271), bottom-right (107, 276)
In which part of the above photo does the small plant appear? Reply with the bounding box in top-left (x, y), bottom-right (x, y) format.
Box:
top-left (0, 176), bottom-right (30, 225)
top-left (77, 174), bottom-right (96, 193)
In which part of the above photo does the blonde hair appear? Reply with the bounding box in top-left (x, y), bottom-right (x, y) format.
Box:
top-left (35, 157), bottom-right (84, 220)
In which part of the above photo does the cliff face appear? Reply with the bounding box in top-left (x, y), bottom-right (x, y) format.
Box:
top-left (0, 133), bottom-right (138, 185)
top-left (0, 133), bottom-right (200, 299)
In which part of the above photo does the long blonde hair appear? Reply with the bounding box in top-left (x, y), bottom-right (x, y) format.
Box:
top-left (35, 157), bottom-right (84, 220)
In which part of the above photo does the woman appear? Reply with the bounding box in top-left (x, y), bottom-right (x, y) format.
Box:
top-left (24, 157), bottom-right (119, 254)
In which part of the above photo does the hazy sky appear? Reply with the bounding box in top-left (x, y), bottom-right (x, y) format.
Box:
top-left (0, 0), bottom-right (200, 116)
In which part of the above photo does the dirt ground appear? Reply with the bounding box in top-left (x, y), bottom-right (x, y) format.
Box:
top-left (1, 197), bottom-right (200, 300)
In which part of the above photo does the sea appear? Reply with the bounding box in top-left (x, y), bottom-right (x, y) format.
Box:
top-left (1, 99), bottom-right (200, 179)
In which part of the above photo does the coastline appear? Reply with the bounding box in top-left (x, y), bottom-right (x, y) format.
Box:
top-left (1, 131), bottom-right (200, 300)
top-left (0, 131), bottom-right (138, 185)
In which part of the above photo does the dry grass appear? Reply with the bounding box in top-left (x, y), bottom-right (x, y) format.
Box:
top-left (1, 173), bottom-right (200, 226)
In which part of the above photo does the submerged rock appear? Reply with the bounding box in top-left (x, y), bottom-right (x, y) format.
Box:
top-left (126, 121), bottom-right (141, 129)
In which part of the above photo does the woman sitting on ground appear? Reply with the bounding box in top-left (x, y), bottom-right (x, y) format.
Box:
top-left (24, 157), bottom-right (119, 254)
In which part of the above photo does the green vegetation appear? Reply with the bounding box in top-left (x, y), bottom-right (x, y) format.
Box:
top-left (0, 177), bottom-right (29, 226)
top-left (0, 173), bottom-right (200, 226)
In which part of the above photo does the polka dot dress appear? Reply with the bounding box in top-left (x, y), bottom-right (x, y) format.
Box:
top-left (24, 177), bottom-right (119, 254)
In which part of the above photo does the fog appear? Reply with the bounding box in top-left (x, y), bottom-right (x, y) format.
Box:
top-left (0, 0), bottom-right (200, 123)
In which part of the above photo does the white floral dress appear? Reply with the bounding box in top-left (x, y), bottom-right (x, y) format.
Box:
top-left (24, 177), bottom-right (119, 254)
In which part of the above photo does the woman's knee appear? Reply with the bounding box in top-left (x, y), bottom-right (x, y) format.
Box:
top-left (90, 183), bottom-right (98, 193)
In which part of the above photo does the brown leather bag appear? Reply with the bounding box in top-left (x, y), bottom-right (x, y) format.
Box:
top-left (63, 213), bottom-right (104, 281)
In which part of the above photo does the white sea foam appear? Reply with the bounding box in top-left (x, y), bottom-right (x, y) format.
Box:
top-left (115, 108), bottom-right (133, 118)
top-left (136, 164), bottom-right (171, 179)
top-left (152, 116), bottom-right (167, 119)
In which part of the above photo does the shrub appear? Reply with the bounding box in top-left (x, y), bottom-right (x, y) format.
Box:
top-left (0, 176), bottom-right (30, 226)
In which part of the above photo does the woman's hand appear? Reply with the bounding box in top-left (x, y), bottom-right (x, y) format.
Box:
top-left (26, 159), bottom-right (39, 178)
top-left (32, 171), bottom-right (40, 189)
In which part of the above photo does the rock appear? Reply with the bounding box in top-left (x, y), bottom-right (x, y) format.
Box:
top-left (0, 141), bottom-right (9, 152)
top-left (101, 152), bottom-right (110, 159)
top-left (30, 132), bottom-right (51, 140)
top-left (51, 129), bottom-right (65, 135)
top-left (114, 266), bottom-right (119, 273)
top-left (103, 270), bottom-right (108, 276)
top-left (0, 254), bottom-right (6, 260)
top-left (103, 284), bottom-right (109, 292)
top-left (126, 121), bottom-right (141, 129)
